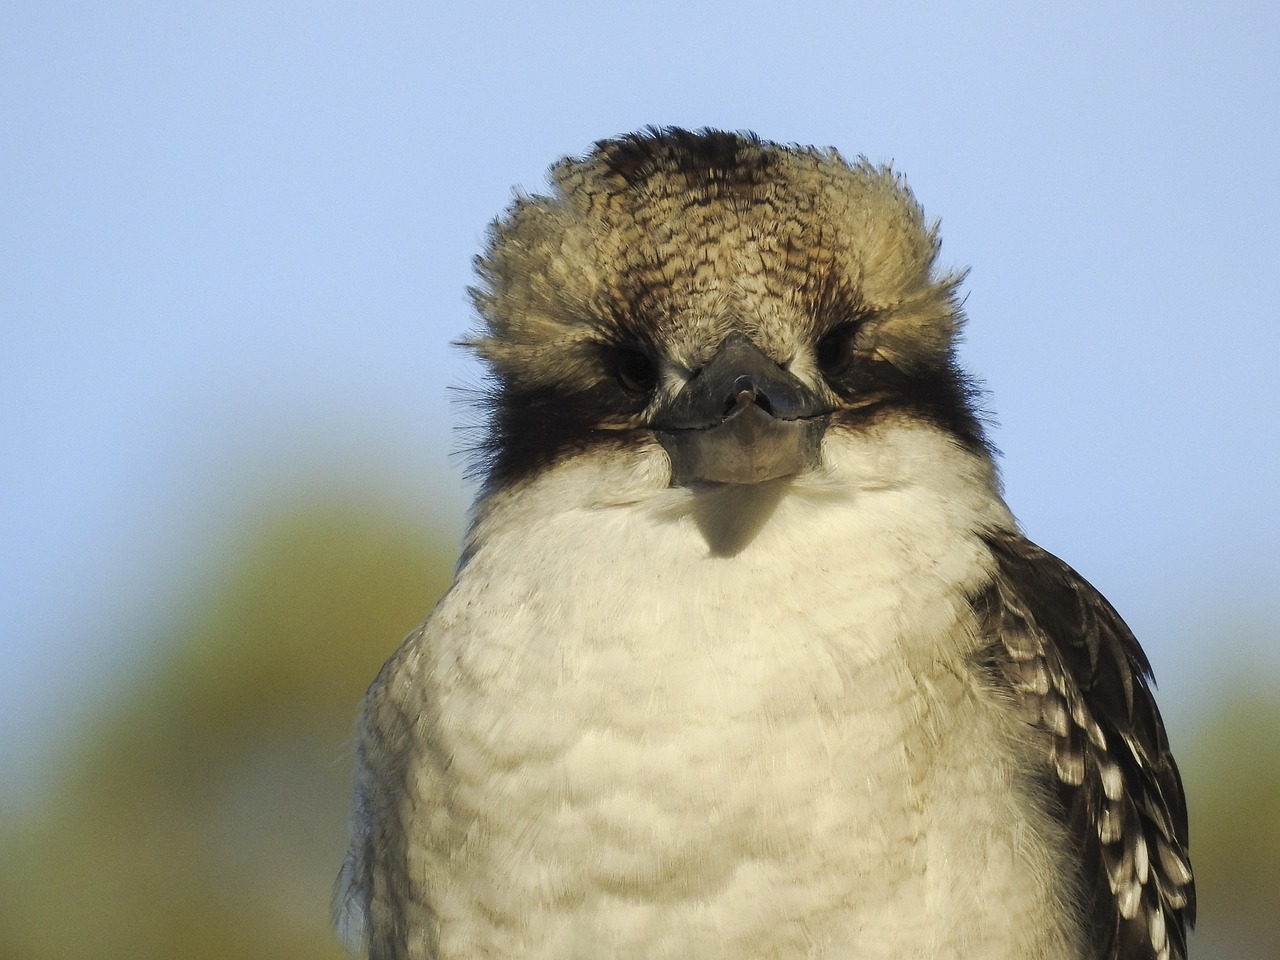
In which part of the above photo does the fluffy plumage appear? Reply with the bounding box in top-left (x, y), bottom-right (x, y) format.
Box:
top-left (337, 128), bottom-right (1193, 960)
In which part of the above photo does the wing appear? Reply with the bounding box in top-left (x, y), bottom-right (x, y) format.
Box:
top-left (974, 530), bottom-right (1195, 960)
top-left (335, 633), bottom-right (433, 960)
top-left (335, 726), bottom-right (379, 957)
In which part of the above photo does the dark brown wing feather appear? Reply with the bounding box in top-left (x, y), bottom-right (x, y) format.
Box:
top-left (974, 531), bottom-right (1195, 960)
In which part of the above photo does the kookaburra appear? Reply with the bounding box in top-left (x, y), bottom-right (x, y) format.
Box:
top-left (337, 128), bottom-right (1194, 960)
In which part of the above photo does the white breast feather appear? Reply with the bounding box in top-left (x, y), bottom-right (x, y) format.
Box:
top-left (343, 423), bottom-right (1087, 960)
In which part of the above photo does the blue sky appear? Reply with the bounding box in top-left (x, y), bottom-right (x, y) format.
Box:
top-left (3, 1), bottom-right (1278, 810)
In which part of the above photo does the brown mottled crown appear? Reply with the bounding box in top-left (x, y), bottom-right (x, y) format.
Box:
top-left (467, 127), bottom-right (966, 389)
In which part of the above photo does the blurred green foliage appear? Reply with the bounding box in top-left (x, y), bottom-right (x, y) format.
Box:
top-left (0, 497), bottom-right (456, 960)
top-left (0, 492), bottom-right (1274, 959)
top-left (1182, 688), bottom-right (1280, 959)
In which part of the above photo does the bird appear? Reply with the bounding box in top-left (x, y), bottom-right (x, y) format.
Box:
top-left (335, 127), bottom-right (1194, 960)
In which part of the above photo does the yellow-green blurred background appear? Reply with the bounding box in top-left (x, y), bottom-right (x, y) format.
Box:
top-left (4, 4), bottom-right (1278, 959)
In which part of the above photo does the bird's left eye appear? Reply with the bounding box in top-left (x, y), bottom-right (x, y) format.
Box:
top-left (815, 322), bottom-right (857, 381)
top-left (612, 348), bottom-right (658, 395)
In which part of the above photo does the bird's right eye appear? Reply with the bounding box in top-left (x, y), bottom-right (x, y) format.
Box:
top-left (611, 348), bottom-right (658, 395)
top-left (815, 322), bottom-right (858, 381)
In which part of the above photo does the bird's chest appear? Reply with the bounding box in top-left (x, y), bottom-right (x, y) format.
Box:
top-left (412, 494), bottom-right (1072, 959)
top-left (440, 524), bottom-right (931, 835)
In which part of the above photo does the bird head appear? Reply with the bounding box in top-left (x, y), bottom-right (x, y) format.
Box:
top-left (465, 127), bottom-right (987, 494)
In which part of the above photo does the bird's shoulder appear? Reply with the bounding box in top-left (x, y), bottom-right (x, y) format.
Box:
top-left (973, 529), bottom-right (1195, 960)
top-left (335, 626), bottom-right (437, 960)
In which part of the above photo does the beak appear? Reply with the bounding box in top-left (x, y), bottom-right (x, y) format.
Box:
top-left (653, 333), bottom-right (829, 485)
